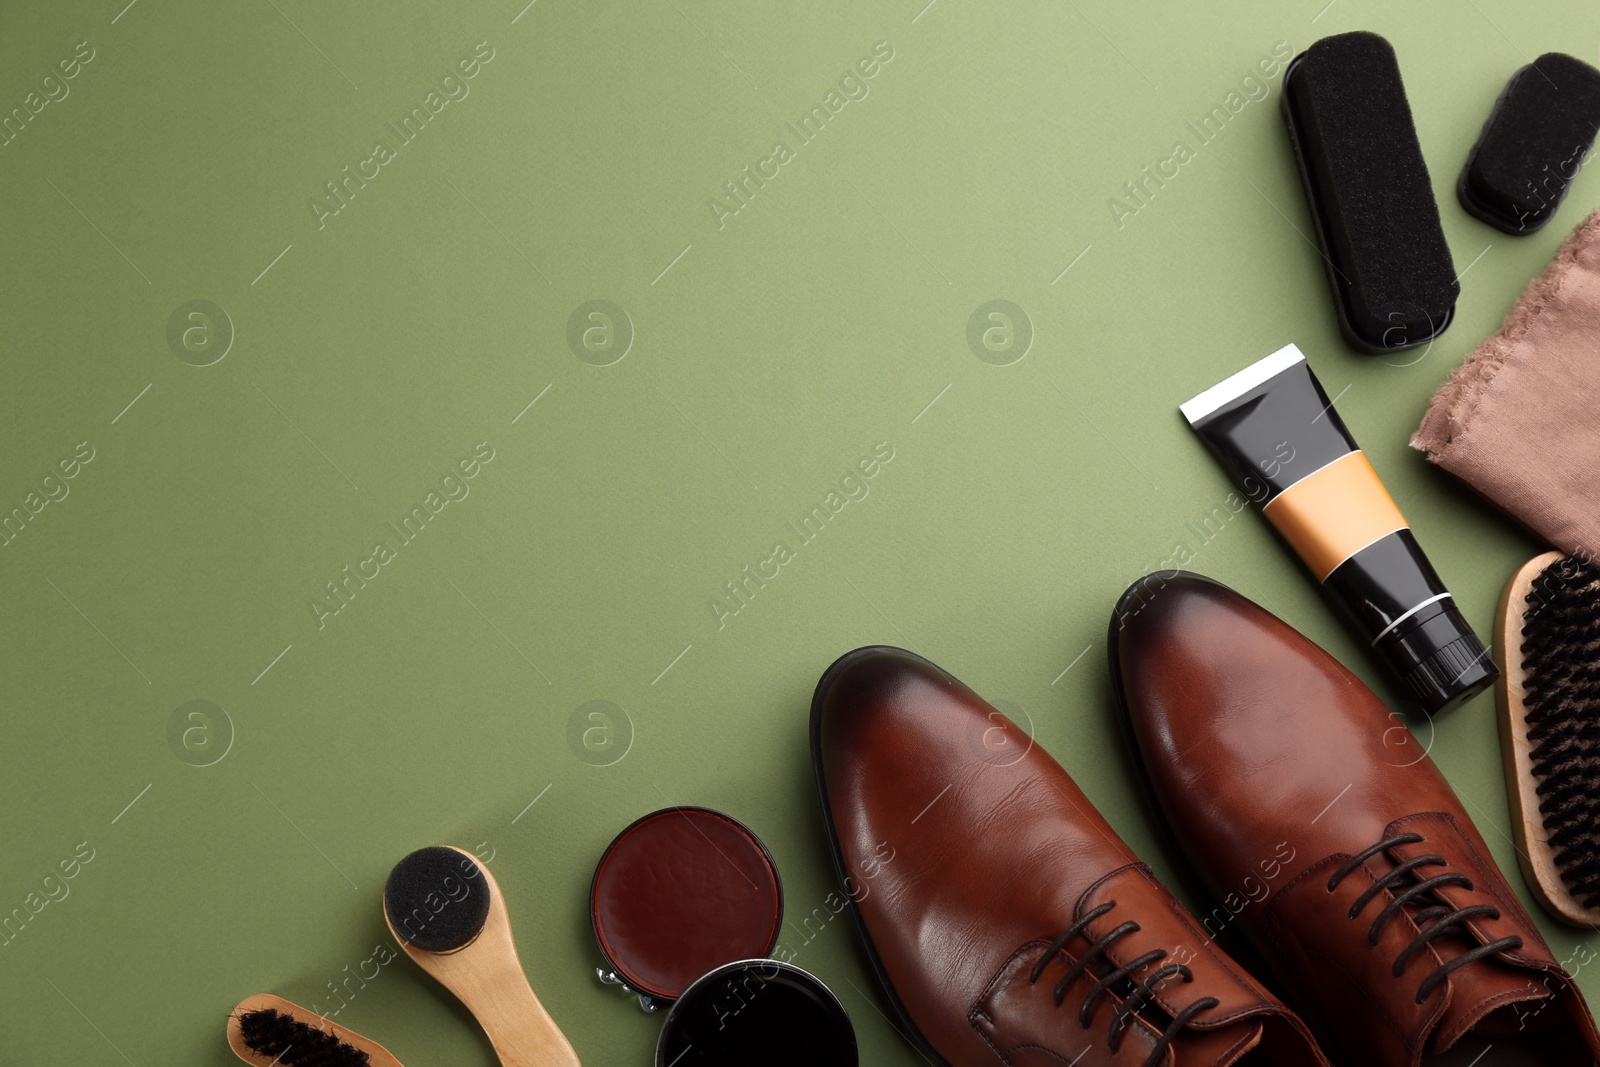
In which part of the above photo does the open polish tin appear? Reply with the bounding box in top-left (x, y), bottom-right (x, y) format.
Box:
top-left (589, 805), bottom-right (857, 1066)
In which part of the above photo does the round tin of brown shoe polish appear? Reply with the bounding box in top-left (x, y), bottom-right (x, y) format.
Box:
top-left (590, 806), bottom-right (784, 1009)
top-left (655, 959), bottom-right (858, 1067)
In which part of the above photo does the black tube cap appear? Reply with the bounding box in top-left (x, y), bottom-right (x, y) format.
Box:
top-left (1375, 600), bottom-right (1498, 714)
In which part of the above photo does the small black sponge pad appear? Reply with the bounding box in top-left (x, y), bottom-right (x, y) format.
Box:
top-left (383, 846), bottom-right (491, 953)
top-left (1461, 53), bottom-right (1600, 234)
top-left (1283, 32), bottom-right (1458, 353)
top-left (238, 1008), bottom-right (372, 1066)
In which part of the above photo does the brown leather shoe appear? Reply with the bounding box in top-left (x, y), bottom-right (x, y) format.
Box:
top-left (1112, 572), bottom-right (1600, 1067)
top-left (812, 645), bottom-right (1329, 1066)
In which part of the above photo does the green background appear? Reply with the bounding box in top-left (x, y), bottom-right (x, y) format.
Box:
top-left (2, 1), bottom-right (1597, 1063)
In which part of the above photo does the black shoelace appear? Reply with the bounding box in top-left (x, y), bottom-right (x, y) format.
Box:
top-left (1028, 901), bottom-right (1219, 1067)
top-left (1327, 832), bottom-right (1523, 1004)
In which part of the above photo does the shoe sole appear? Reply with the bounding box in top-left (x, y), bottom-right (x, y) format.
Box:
top-left (809, 644), bottom-right (958, 1067)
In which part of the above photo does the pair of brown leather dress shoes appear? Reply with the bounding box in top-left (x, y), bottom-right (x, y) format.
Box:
top-left (811, 572), bottom-right (1600, 1066)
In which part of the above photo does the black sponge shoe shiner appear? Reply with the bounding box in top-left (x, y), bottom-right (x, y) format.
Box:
top-left (1282, 31), bottom-right (1458, 354)
top-left (1460, 53), bottom-right (1600, 234)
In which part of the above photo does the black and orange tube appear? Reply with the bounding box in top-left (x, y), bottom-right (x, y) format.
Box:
top-left (1180, 344), bottom-right (1497, 713)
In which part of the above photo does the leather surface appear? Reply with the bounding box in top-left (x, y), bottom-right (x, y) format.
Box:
top-left (590, 808), bottom-right (782, 999)
top-left (813, 646), bottom-right (1328, 1066)
top-left (1113, 573), bottom-right (1600, 1066)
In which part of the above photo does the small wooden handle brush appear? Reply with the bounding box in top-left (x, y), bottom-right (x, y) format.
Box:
top-left (228, 992), bottom-right (405, 1066)
top-left (1495, 550), bottom-right (1600, 927)
top-left (384, 845), bottom-right (582, 1067)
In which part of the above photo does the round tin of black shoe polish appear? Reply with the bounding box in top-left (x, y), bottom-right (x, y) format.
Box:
top-left (655, 959), bottom-right (858, 1067)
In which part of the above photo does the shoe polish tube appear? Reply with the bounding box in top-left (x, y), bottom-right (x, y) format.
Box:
top-left (1179, 343), bottom-right (1497, 714)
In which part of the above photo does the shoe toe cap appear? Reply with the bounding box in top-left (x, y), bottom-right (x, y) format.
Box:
top-left (812, 646), bottom-right (968, 772)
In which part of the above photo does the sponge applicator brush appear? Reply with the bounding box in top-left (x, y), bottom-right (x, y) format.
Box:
top-left (1282, 31), bottom-right (1458, 353)
top-left (384, 846), bottom-right (581, 1067)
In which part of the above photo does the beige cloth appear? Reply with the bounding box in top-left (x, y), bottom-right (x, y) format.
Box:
top-left (1412, 207), bottom-right (1600, 557)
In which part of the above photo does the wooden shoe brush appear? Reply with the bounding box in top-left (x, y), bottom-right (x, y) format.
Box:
top-left (1495, 550), bottom-right (1600, 926)
top-left (384, 845), bottom-right (581, 1066)
top-left (228, 992), bottom-right (404, 1066)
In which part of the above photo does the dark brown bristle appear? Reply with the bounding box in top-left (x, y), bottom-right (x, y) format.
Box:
top-left (1521, 554), bottom-right (1600, 909)
top-left (237, 1008), bottom-right (372, 1067)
